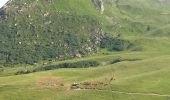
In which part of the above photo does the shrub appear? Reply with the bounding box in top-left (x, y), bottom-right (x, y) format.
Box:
top-left (111, 57), bottom-right (122, 64)
top-left (100, 36), bottom-right (133, 51)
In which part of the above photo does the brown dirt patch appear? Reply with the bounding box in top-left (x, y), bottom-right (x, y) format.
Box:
top-left (71, 77), bottom-right (114, 90)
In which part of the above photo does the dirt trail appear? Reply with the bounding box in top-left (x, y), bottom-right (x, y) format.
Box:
top-left (95, 89), bottom-right (170, 97)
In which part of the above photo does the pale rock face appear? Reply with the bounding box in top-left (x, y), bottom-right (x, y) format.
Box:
top-left (92, 0), bottom-right (105, 14)
top-left (100, 0), bottom-right (104, 14)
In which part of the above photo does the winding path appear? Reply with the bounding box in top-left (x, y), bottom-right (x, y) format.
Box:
top-left (96, 89), bottom-right (170, 97)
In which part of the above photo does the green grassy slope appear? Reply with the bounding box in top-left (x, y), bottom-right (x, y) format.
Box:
top-left (1, 43), bottom-right (170, 100)
top-left (102, 0), bottom-right (170, 36)
top-left (1, 0), bottom-right (170, 100)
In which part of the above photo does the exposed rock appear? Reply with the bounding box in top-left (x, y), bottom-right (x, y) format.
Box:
top-left (75, 53), bottom-right (82, 58)
top-left (71, 83), bottom-right (80, 89)
top-left (92, 0), bottom-right (105, 14)
top-left (91, 28), bottom-right (105, 45)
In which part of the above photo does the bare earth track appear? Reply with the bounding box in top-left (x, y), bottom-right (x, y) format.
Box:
top-left (94, 89), bottom-right (170, 97)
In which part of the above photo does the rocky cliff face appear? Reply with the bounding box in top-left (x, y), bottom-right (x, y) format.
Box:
top-left (92, 0), bottom-right (105, 14)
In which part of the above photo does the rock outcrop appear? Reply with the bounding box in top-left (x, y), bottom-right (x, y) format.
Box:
top-left (92, 0), bottom-right (105, 14)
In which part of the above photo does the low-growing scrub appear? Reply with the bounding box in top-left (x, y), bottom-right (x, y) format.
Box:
top-left (111, 57), bottom-right (122, 64)
top-left (15, 60), bottom-right (100, 75)
top-left (34, 60), bottom-right (100, 72)
top-left (111, 57), bottom-right (142, 64)
top-left (100, 36), bottom-right (133, 51)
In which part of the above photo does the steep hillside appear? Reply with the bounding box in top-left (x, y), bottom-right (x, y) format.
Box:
top-left (1, 0), bottom-right (170, 66)
top-left (0, 0), bottom-right (104, 65)
top-left (0, 0), bottom-right (135, 66)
